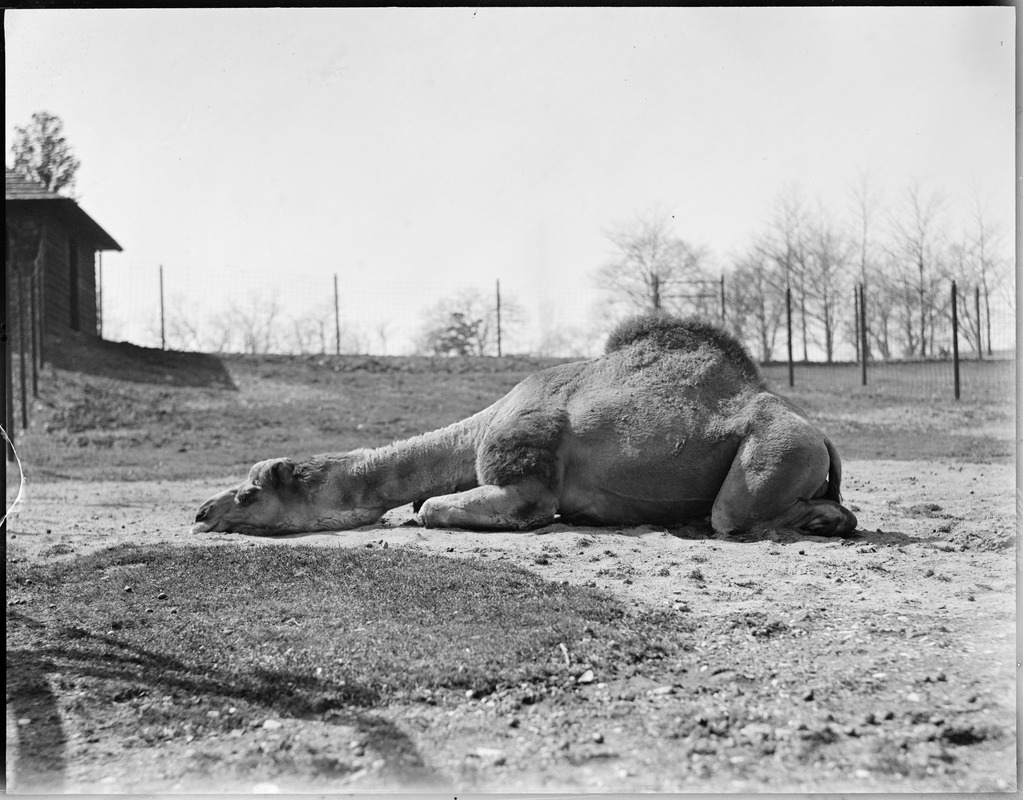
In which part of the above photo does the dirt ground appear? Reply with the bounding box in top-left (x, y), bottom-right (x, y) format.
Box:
top-left (5, 456), bottom-right (1016, 793)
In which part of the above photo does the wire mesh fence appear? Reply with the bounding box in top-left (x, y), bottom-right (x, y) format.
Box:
top-left (96, 261), bottom-right (1016, 360)
top-left (3, 255), bottom-right (1015, 449)
top-left (760, 359), bottom-right (1014, 403)
top-left (96, 259), bottom-right (605, 359)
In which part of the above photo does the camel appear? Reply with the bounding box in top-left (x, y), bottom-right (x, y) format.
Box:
top-left (192, 314), bottom-right (857, 537)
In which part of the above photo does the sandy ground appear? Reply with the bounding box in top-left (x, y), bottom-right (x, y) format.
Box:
top-left (5, 457), bottom-right (1017, 793)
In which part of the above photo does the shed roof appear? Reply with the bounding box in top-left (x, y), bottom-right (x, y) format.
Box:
top-left (6, 168), bottom-right (122, 251)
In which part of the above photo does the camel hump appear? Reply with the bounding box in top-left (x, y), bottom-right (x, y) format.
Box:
top-left (605, 313), bottom-right (760, 378)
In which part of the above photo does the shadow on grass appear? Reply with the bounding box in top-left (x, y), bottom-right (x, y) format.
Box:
top-left (6, 610), bottom-right (442, 791)
top-left (45, 330), bottom-right (236, 390)
top-left (6, 622), bottom-right (68, 793)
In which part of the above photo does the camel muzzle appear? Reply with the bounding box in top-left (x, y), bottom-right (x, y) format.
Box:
top-left (191, 487), bottom-right (239, 534)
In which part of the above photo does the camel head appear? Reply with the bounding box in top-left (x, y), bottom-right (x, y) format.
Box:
top-left (191, 457), bottom-right (383, 535)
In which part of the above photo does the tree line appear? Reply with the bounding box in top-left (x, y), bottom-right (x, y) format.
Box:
top-left (719, 177), bottom-right (1009, 362)
top-left (10, 112), bottom-right (1012, 361)
top-left (417, 179), bottom-right (1012, 364)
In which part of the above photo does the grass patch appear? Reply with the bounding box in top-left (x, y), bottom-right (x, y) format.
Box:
top-left (8, 544), bottom-right (690, 737)
top-left (15, 342), bottom-right (1013, 482)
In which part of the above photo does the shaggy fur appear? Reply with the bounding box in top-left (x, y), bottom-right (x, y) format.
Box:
top-left (604, 313), bottom-right (762, 383)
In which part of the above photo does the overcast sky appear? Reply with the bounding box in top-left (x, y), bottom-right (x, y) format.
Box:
top-left (4, 7), bottom-right (1016, 355)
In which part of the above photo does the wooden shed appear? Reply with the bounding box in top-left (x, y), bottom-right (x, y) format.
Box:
top-left (6, 168), bottom-right (122, 337)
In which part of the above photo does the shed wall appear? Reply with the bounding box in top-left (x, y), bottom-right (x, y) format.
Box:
top-left (8, 206), bottom-right (100, 336)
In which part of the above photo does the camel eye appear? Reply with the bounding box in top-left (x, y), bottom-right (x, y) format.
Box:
top-left (237, 487), bottom-right (260, 506)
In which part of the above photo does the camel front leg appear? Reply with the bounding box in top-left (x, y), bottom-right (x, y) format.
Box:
top-left (418, 480), bottom-right (558, 531)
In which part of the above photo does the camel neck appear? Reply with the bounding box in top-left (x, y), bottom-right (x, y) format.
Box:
top-left (353, 409), bottom-right (489, 509)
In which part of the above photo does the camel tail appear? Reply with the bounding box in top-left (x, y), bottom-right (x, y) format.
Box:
top-left (823, 436), bottom-right (843, 504)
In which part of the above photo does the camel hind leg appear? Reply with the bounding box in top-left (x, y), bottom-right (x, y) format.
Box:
top-left (711, 418), bottom-right (857, 536)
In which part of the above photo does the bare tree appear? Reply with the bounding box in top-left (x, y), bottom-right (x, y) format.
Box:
top-left (886, 181), bottom-right (945, 358)
top-left (11, 111), bottom-right (81, 195)
top-left (162, 297), bottom-right (205, 352)
top-left (374, 321), bottom-right (391, 355)
top-left (848, 168), bottom-right (883, 358)
top-left (288, 312), bottom-right (330, 355)
top-left (285, 302), bottom-right (367, 355)
top-left (416, 287), bottom-right (521, 356)
top-left (727, 241), bottom-right (786, 362)
top-left (226, 295), bottom-right (282, 354)
top-left (594, 212), bottom-right (711, 319)
top-left (964, 188), bottom-right (1011, 355)
top-left (758, 187), bottom-right (812, 360)
top-left (862, 272), bottom-right (896, 360)
top-left (803, 207), bottom-right (853, 362)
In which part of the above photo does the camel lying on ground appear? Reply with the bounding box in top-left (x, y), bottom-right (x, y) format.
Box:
top-left (192, 314), bottom-right (857, 537)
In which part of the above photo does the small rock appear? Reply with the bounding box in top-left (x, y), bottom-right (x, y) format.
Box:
top-left (592, 731), bottom-right (604, 744)
top-left (577, 669), bottom-right (595, 684)
top-left (157, 592), bottom-right (168, 600)
top-left (906, 692), bottom-right (922, 703)
top-left (802, 689), bottom-right (815, 701)
top-left (123, 585), bottom-right (133, 593)
top-left (17, 718), bottom-right (31, 726)
top-left (739, 722), bottom-right (773, 741)
top-left (262, 719), bottom-right (283, 731)
top-left (649, 685), bottom-right (674, 696)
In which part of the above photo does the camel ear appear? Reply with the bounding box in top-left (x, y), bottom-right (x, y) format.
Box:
top-left (270, 458), bottom-right (296, 488)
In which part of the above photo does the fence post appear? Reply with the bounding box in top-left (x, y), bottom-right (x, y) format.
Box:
top-left (975, 286), bottom-right (982, 360)
top-left (951, 281), bottom-right (960, 400)
top-left (29, 267), bottom-right (39, 398)
top-left (18, 271), bottom-right (28, 430)
top-left (853, 286), bottom-right (860, 363)
top-left (2, 248), bottom-right (7, 540)
top-left (97, 251), bottom-right (103, 339)
top-left (333, 274), bottom-right (341, 356)
top-left (4, 246), bottom-right (13, 462)
top-left (786, 286), bottom-right (794, 388)
top-left (859, 284), bottom-right (868, 387)
top-left (159, 265), bottom-right (166, 350)
top-left (496, 279), bottom-right (503, 357)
